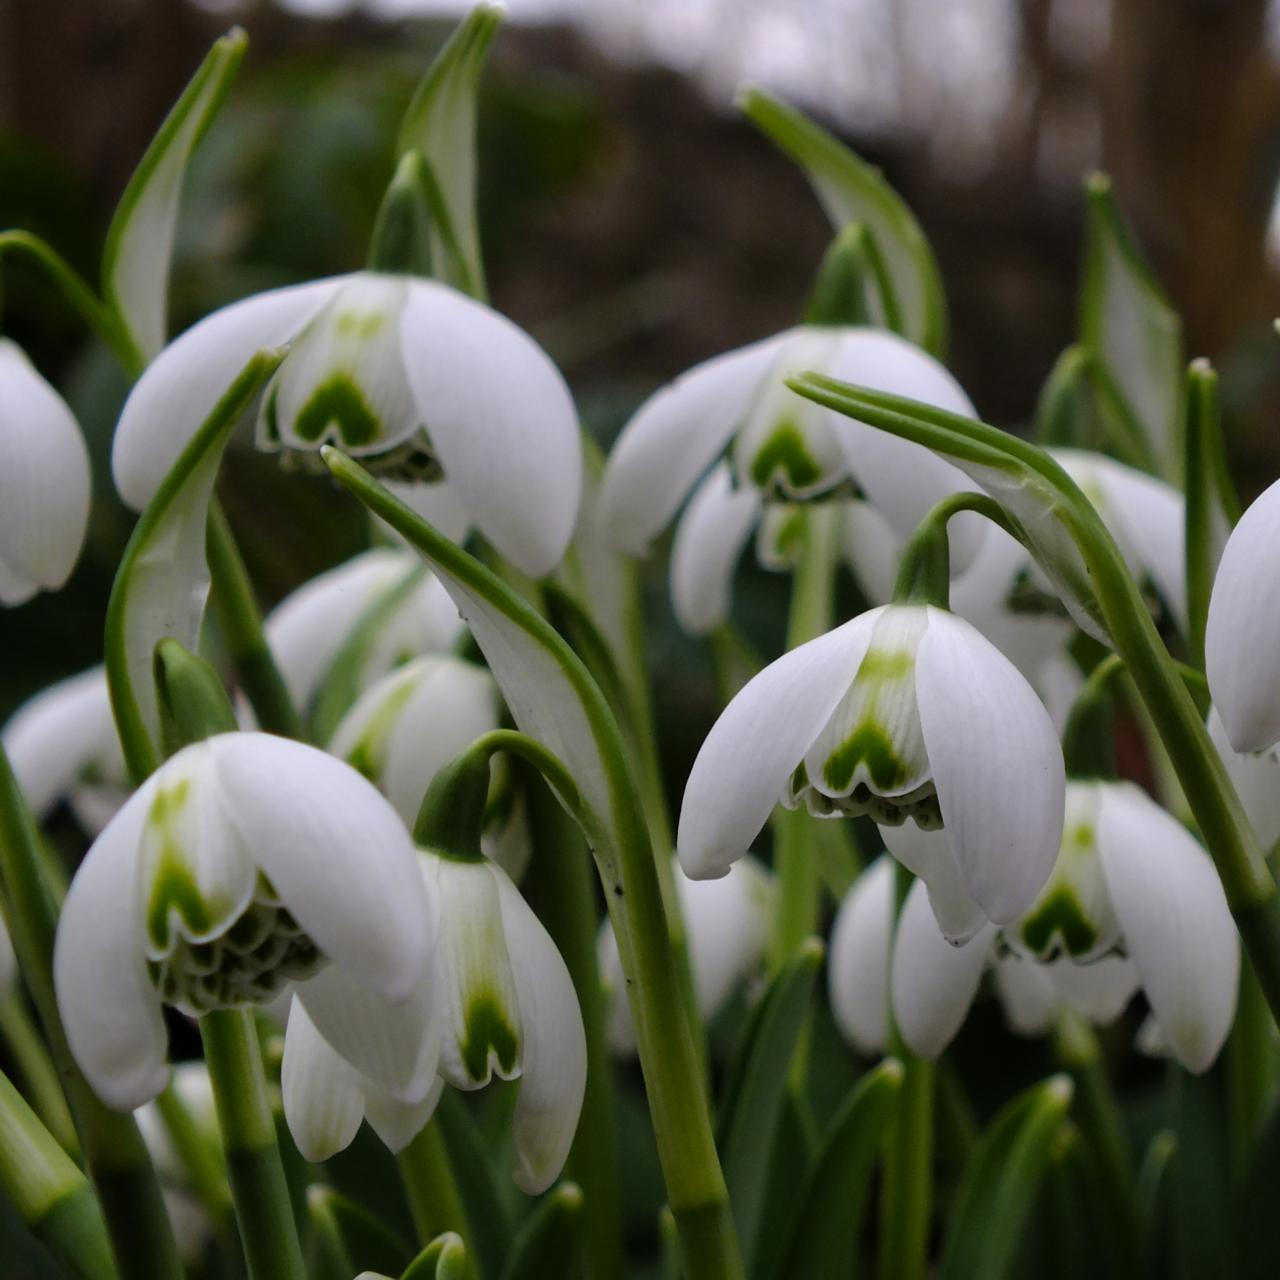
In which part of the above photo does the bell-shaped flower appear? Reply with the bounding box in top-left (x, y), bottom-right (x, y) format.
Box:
top-left (1206, 475), bottom-right (1280, 752)
top-left (3, 666), bottom-right (130, 834)
top-left (112, 271), bottom-right (582, 577)
top-left (601, 326), bottom-right (986, 568)
top-left (0, 339), bottom-right (92, 606)
top-left (53, 732), bottom-right (435, 1112)
top-left (678, 603), bottom-right (1065, 932)
top-left (597, 855), bottom-right (774, 1053)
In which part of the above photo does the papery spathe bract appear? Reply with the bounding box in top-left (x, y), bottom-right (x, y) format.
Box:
top-left (112, 271), bottom-right (582, 577)
top-left (0, 339), bottom-right (92, 606)
top-left (52, 731), bottom-right (434, 1112)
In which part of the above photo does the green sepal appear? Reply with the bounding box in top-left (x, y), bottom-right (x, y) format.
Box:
top-left (101, 28), bottom-right (247, 366)
top-left (764, 1058), bottom-right (903, 1280)
top-left (396, 3), bottom-right (504, 300)
top-left (1079, 173), bottom-right (1183, 482)
top-left (307, 1184), bottom-right (414, 1280)
top-left (716, 937), bottom-right (824, 1273)
top-left (804, 223), bottom-right (890, 328)
top-left (153, 638), bottom-right (238, 757)
top-left (433, 1093), bottom-right (512, 1280)
top-left (402, 1231), bottom-right (469, 1280)
top-left (498, 1182), bottom-right (585, 1280)
top-left (938, 1074), bottom-right (1075, 1280)
top-left (740, 86), bottom-right (944, 353)
top-left (105, 350), bottom-right (285, 783)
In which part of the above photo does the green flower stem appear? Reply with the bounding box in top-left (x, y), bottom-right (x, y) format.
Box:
top-left (1226, 956), bottom-right (1274, 1182)
top-left (0, 986), bottom-right (78, 1156)
top-left (205, 502), bottom-right (304, 740)
top-left (200, 1008), bottom-right (306, 1280)
top-left (397, 1123), bottom-right (477, 1268)
top-left (770, 503), bottom-right (841, 970)
top-left (891, 491), bottom-right (1015, 609)
top-left (154, 1085), bottom-right (233, 1223)
top-left (0, 1068), bottom-right (116, 1280)
top-left (0, 743), bottom-right (182, 1280)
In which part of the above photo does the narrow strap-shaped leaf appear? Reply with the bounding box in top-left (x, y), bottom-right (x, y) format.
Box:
top-left (433, 1092), bottom-right (512, 1279)
top-left (938, 1074), bottom-right (1074, 1280)
top-left (104, 349), bottom-right (284, 782)
top-left (764, 1058), bottom-right (902, 1280)
top-left (717, 939), bottom-right (823, 1271)
top-left (1137, 1130), bottom-right (1176, 1276)
top-left (739, 86), bottom-right (946, 355)
top-left (397, 3), bottom-right (504, 300)
top-left (1079, 172), bottom-right (1183, 482)
top-left (101, 28), bottom-right (247, 364)
top-left (402, 1232), bottom-right (469, 1280)
top-left (498, 1182), bottom-right (585, 1280)
top-left (308, 1185), bottom-right (414, 1280)
top-left (1169, 1066), bottom-right (1233, 1280)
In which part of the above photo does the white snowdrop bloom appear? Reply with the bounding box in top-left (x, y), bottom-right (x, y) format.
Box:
top-left (597, 856), bottom-right (774, 1054)
top-left (3, 667), bottom-right (129, 834)
top-left (328, 654), bottom-right (529, 879)
top-left (264, 549), bottom-right (464, 719)
top-left (1207, 706), bottom-right (1280, 850)
top-left (1206, 476), bottom-right (1280, 752)
top-left (112, 272), bottom-right (582, 577)
top-left (678, 604), bottom-right (1064, 932)
top-left (53, 732), bottom-right (435, 1112)
top-left (0, 339), bottom-right (92, 605)
top-left (602, 327), bottom-right (987, 569)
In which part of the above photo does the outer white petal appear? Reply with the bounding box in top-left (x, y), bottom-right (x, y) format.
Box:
top-left (891, 878), bottom-right (995, 1059)
top-left (0, 341), bottom-right (91, 599)
top-left (1097, 783), bottom-right (1238, 1073)
top-left (281, 995), bottom-right (366, 1162)
top-left (827, 857), bottom-right (894, 1055)
top-left (53, 780), bottom-right (170, 1110)
top-left (824, 330), bottom-right (985, 569)
top-left (670, 463), bottom-right (761, 636)
top-left (842, 499), bottom-right (903, 606)
top-left (677, 611), bottom-right (879, 879)
top-left (495, 871), bottom-right (586, 1194)
top-left (1209, 706), bottom-right (1280, 850)
top-left (992, 956), bottom-right (1058, 1037)
top-left (381, 479), bottom-right (472, 546)
top-left (209, 734), bottom-right (429, 1001)
top-left (399, 282), bottom-right (582, 578)
top-left (600, 330), bottom-right (794, 554)
top-left (916, 609), bottom-right (1064, 922)
top-left (3, 667), bottom-right (121, 821)
top-left (880, 822), bottom-right (987, 944)
top-left (1051, 956), bottom-right (1138, 1025)
top-left (363, 1074), bottom-right (445, 1154)
top-left (1207, 476), bottom-right (1280, 750)
top-left (112, 280), bottom-right (342, 508)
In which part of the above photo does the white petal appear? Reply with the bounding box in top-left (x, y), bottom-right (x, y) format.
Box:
top-left (399, 282), bottom-right (582, 578)
top-left (600, 330), bottom-right (793, 554)
top-left (677, 611), bottom-right (879, 879)
top-left (891, 878), bottom-right (995, 1059)
top-left (209, 733), bottom-right (429, 1001)
top-left (494, 870), bottom-right (586, 1194)
top-left (281, 995), bottom-right (366, 1162)
top-left (880, 822), bottom-right (987, 944)
top-left (824, 330), bottom-right (985, 570)
top-left (1097, 782), bottom-right (1239, 1073)
top-left (827, 857), bottom-right (894, 1055)
top-left (381, 479), bottom-right (472, 546)
top-left (112, 279), bottom-right (341, 509)
top-left (1206, 476), bottom-right (1280, 752)
top-left (0, 340), bottom-right (90, 598)
top-left (363, 1075), bottom-right (444, 1154)
top-left (916, 609), bottom-right (1064, 922)
top-left (1050, 956), bottom-right (1138, 1026)
top-left (1209, 706), bottom-right (1280, 851)
top-left (992, 956), bottom-right (1058, 1037)
top-left (669, 463), bottom-right (761, 636)
top-left (53, 780), bottom-right (170, 1110)
top-left (841, 498), bottom-right (903, 606)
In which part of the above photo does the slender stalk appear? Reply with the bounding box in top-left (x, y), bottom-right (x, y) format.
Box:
top-left (397, 1122), bottom-right (474, 1249)
top-left (0, 987), bottom-right (78, 1155)
top-left (1226, 957), bottom-right (1275, 1183)
top-left (200, 1008), bottom-right (306, 1280)
top-left (154, 1085), bottom-right (232, 1222)
top-left (205, 502), bottom-right (304, 739)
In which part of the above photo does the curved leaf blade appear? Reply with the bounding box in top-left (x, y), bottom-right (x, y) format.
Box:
top-left (498, 1182), bottom-right (585, 1280)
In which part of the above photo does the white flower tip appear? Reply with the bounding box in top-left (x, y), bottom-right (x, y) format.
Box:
top-left (1045, 1074), bottom-right (1074, 1106)
top-left (675, 844), bottom-right (733, 882)
top-left (880, 1057), bottom-right (905, 1085)
top-left (101, 1061), bottom-right (172, 1115)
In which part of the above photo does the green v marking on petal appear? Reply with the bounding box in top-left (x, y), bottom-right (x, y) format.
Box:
top-left (823, 722), bottom-right (908, 793)
top-left (144, 780), bottom-right (226, 952)
top-left (749, 419), bottom-right (823, 491)
top-left (1019, 885), bottom-right (1099, 958)
top-left (460, 990), bottom-right (520, 1083)
top-left (294, 373), bottom-right (382, 446)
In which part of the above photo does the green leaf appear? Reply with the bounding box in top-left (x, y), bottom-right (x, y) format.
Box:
top-left (765, 1058), bottom-right (903, 1280)
top-left (716, 938), bottom-right (824, 1272)
top-left (101, 28), bottom-right (246, 364)
top-left (104, 349), bottom-right (284, 782)
top-left (307, 1185), bottom-right (414, 1280)
top-left (498, 1182), bottom-right (585, 1280)
top-left (938, 1074), bottom-right (1074, 1280)
top-left (434, 1092), bottom-right (512, 1280)
top-left (1079, 173), bottom-right (1183, 482)
top-left (397, 3), bottom-right (504, 300)
top-left (401, 1232), bottom-right (468, 1280)
top-left (740, 86), bottom-right (946, 355)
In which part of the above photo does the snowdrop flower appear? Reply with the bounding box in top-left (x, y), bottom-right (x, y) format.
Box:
top-left (679, 603), bottom-right (1065, 934)
top-left (602, 327), bottom-right (987, 568)
top-left (0, 339), bottom-right (91, 605)
top-left (597, 856), bottom-right (774, 1054)
top-left (53, 732), bottom-right (435, 1112)
top-left (3, 667), bottom-right (129, 834)
top-left (112, 272), bottom-right (582, 577)
top-left (263, 549), bottom-right (463, 719)
top-left (1206, 476), bottom-right (1280, 752)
